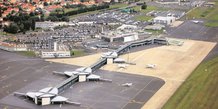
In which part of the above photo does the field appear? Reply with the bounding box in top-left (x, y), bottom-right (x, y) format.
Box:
top-left (47, 39), bottom-right (216, 109)
top-left (109, 3), bottom-right (128, 9)
top-left (133, 6), bottom-right (157, 21)
top-left (70, 49), bottom-right (86, 57)
top-left (133, 5), bottom-right (167, 21)
top-left (162, 56), bottom-right (218, 109)
top-left (16, 51), bottom-right (36, 57)
top-left (186, 0), bottom-right (218, 27)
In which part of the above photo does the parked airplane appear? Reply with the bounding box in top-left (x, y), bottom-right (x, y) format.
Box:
top-left (53, 67), bottom-right (112, 82)
top-left (192, 20), bottom-right (203, 24)
top-left (14, 87), bottom-right (81, 106)
top-left (53, 67), bottom-right (92, 77)
top-left (146, 64), bottom-right (156, 69)
top-left (122, 83), bottom-right (133, 87)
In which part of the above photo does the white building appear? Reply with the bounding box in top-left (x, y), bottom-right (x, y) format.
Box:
top-left (77, 21), bottom-right (95, 25)
top-left (153, 16), bottom-right (176, 25)
top-left (35, 21), bottom-right (68, 29)
top-left (101, 32), bottom-right (139, 43)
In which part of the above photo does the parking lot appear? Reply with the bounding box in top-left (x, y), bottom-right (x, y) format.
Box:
top-left (74, 10), bottom-right (148, 27)
top-left (0, 50), bottom-right (164, 109)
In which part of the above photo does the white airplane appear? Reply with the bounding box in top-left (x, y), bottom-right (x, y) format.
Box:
top-left (118, 64), bottom-right (127, 69)
top-left (14, 87), bottom-right (81, 106)
top-left (146, 64), bottom-right (156, 69)
top-left (192, 20), bottom-right (203, 24)
top-left (122, 83), bottom-right (133, 87)
top-left (53, 67), bottom-right (92, 77)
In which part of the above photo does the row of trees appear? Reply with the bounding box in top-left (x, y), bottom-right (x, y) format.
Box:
top-left (3, 12), bottom-right (36, 34)
top-left (47, 4), bottom-right (109, 22)
top-left (65, 4), bottom-right (109, 16)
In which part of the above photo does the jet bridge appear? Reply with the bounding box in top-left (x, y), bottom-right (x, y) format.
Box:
top-left (90, 58), bottom-right (107, 71)
top-left (56, 75), bottom-right (79, 93)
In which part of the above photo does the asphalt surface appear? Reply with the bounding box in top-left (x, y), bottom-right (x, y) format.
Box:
top-left (167, 20), bottom-right (218, 61)
top-left (0, 50), bottom-right (165, 109)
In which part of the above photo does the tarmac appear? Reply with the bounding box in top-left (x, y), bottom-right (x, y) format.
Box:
top-left (47, 39), bottom-right (216, 109)
top-left (0, 50), bottom-right (164, 109)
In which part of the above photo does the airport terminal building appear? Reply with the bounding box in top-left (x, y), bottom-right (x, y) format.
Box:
top-left (101, 32), bottom-right (139, 42)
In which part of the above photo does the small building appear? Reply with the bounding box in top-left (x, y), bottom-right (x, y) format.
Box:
top-left (153, 16), bottom-right (176, 25)
top-left (77, 21), bottom-right (95, 25)
top-left (0, 42), bottom-right (27, 51)
top-left (101, 32), bottom-right (139, 42)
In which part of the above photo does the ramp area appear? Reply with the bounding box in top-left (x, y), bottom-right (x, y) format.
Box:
top-left (47, 39), bottom-right (216, 109)
top-left (0, 50), bottom-right (164, 109)
top-left (0, 69), bottom-right (164, 109)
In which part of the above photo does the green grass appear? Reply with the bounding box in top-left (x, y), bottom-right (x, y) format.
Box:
top-left (70, 49), bottom-right (85, 57)
top-left (133, 6), bottom-right (165, 21)
top-left (109, 3), bottom-right (128, 9)
top-left (186, 0), bottom-right (218, 27)
top-left (162, 56), bottom-right (218, 109)
top-left (186, 7), bottom-right (214, 19)
top-left (204, 2), bottom-right (218, 27)
top-left (135, 15), bottom-right (153, 21)
top-left (17, 51), bottom-right (36, 57)
top-left (132, 6), bottom-right (158, 14)
top-left (0, 31), bottom-right (14, 36)
top-left (145, 29), bottom-right (164, 35)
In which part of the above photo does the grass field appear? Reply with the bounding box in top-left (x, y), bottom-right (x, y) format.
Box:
top-left (70, 49), bottom-right (85, 57)
top-left (135, 15), bottom-right (153, 21)
top-left (133, 6), bottom-right (164, 21)
top-left (109, 3), bottom-right (128, 9)
top-left (186, 0), bottom-right (218, 27)
top-left (162, 56), bottom-right (218, 109)
top-left (17, 51), bottom-right (36, 57)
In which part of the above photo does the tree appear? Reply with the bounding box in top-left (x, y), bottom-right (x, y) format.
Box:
top-left (141, 4), bottom-right (147, 10)
top-left (31, 20), bottom-right (35, 31)
top-left (4, 23), bottom-right (19, 34)
top-left (61, 16), bottom-right (69, 22)
top-left (29, 12), bottom-right (35, 16)
top-left (0, 7), bottom-right (2, 17)
top-left (19, 23), bottom-right (26, 34)
top-left (44, 2), bottom-right (49, 6)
